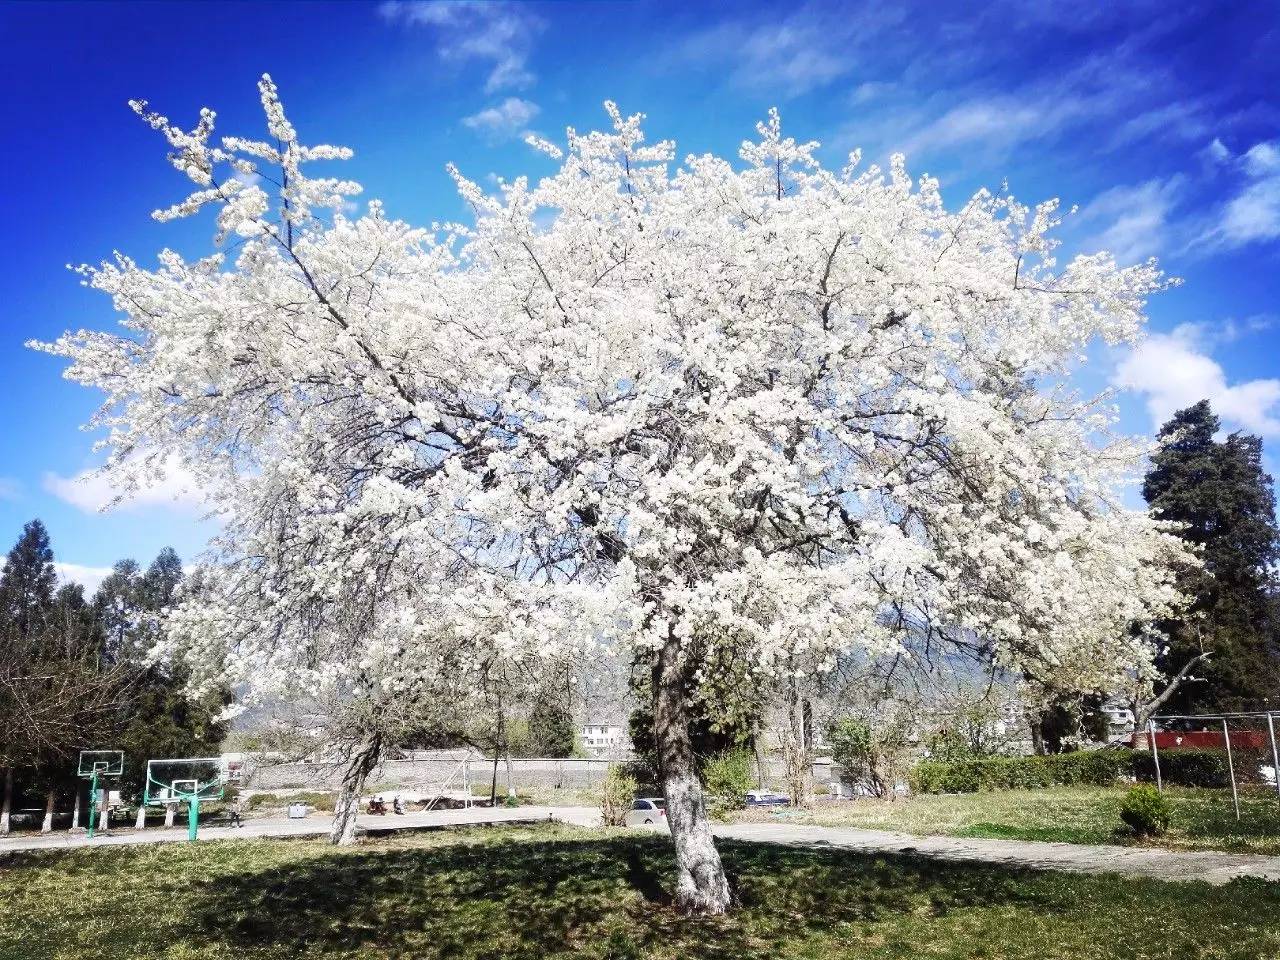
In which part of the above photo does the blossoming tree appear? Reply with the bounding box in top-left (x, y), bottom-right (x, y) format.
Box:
top-left (37, 77), bottom-right (1188, 914)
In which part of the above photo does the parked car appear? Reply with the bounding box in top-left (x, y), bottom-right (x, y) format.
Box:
top-left (624, 797), bottom-right (667, 826)
top-left (744, 789), bottom-right (790, 807)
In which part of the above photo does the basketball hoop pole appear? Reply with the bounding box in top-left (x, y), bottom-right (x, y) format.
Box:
top-left (188, 795), bottom-right (199, 842)
top-left (87, 769), bottom-right (99, 840)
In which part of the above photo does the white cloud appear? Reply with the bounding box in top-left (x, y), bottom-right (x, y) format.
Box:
top-left (0, 477), bottom-right (19, 501)
top-left (1196, 140), bottom-right (1280, 251)
top-left (671, 6), bottom-right (906, 96)
top-left (54, 562), bottom-right (113, 595)
top-left (462, 97), bottom-right (540, 141)
top-left (379, 0), bottom-right (543, 92)
top-left (43, 456), bottom-right (207, 514)
top-left (1078, 177), bottom-right (1185, 264)
top-left (1112, 324), bottom-right (1280, 436)
top-left (1199, 137), bottom-right (1232, 167)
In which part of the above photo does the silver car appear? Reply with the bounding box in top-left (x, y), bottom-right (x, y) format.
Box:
top-left (624, 797), bottom-right (667, 827)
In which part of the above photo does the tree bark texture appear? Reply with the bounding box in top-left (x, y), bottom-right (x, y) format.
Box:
top-left (654, 633), bottom-right (731, 915)
top-left (330, 731), bottom-right (383, 846)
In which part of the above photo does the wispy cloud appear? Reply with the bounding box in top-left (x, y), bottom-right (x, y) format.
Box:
top-left (43, 456), bottom-right (207, 514)
top-left (1112, 322), bottom-right (1280, 436)
top-left (462, 97), bottom-right (540, 142)
top-left (0, 477), bottom-right (19, 501)
top-left (891, 54), bottom-right (1205, 166)
top-left (1077, 176), bottom-right (1186, 264)
top-left (670, 4), bottom-right (906, 97)
top-left (1199, 140), bottom-right (1280, 250)
top-left (379, 0), bottom-right (543, 93)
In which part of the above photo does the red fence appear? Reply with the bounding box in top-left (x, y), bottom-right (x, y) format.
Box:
top-left (1152, 730), bottom-right (1270, 750)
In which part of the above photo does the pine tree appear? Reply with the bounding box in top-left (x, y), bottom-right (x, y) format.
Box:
top-left (100, 548), bottom-right (229, 803)
top-left (0, 520), bottom-right (57, 644)
top-left (1143, 401), bottom-right (1280, 713)
top-left (527, 697), bottom-right (576, 758)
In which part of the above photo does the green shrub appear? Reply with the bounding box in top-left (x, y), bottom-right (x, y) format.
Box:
top-left (599, 764), bottom-right (638, 827)
top-left (910, 750), bottom-right (1132, 794)
top-left (1132, 749), bottom-right (1231, 788)
top-left (702, 749), bottom-right (755, 819)
top-left (1119, 785), bottom-right (1172, 837)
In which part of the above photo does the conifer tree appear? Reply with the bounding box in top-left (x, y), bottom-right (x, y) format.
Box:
top-left (1143, 401), bottom-right (1280, 713)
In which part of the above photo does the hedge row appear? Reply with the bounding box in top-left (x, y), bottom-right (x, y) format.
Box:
top-left (910, 748), bottom-right (1241, 794)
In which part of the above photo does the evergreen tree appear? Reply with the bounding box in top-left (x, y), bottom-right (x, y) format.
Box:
top-left (142, 547), bottom-right (183, 609)
top-left (0, 523), bottom-right (125, 833)
top-left (526, 697), bottom-right (576, 758)
top-left (0, 520), bottom-right (57, 644)
top-left (94, 559), bottom-right (144, 663)
top-left (1143, 401), bottom-right (1280, 713)
top-left (99, 548), bottom-right (229, 803)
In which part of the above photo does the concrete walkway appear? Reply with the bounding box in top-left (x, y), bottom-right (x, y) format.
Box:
top-left (5, 807), bottom-right (1279, 886)
top-left (714, 820), bottom-right (1280, 885)
top-left (0, 805), bottom-right (601, 854)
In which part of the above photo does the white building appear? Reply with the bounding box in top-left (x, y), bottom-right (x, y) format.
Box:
top-left (579, 721), bottom-right (630, 756)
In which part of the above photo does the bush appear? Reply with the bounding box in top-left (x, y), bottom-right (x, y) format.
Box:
top-left (702, 749), bottom-right (755, 819)
top-left (910, 750), bottom-right (1132, 794)
top-left (1132, 749), bottom-right (1232, 788)
top-left (599, 764), bottom-right (638, 827)
top-left (1120, 785), bottom-right (1172, 837)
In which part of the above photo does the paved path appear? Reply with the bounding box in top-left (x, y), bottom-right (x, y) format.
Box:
top-left (714, 821), bottom-right (1280, 885)
top-left (0, 806), bottom-right (601, 854)
top-left (6, 807), bottom-right (1279, 886)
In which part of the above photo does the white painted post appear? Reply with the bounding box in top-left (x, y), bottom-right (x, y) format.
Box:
top-left (1223, 718), bottom-right (1240, 822)
top-left (1148, 719), bottom-right (1163, 792)
top-left (1267, 712), bottom-right (1280, 802)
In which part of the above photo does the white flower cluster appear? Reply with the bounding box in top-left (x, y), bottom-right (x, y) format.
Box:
top-left (35, 78), bottom-right (1190, 713)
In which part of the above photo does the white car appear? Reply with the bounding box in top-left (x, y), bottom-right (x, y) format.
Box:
top-left (624, 797), bottom-right (667, 827)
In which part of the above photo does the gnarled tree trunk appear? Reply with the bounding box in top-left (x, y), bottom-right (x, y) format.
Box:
top-left (330, 731), bottom-right (382, 846)
top-left (654, 633), bottom-right (731, 915)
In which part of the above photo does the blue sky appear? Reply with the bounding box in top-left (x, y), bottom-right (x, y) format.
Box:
top-left (2, 0), bottom-right (1279, 591)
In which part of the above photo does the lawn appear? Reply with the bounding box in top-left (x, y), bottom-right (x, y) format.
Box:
top-left (732, 786), bottom-right (1280, 855)
top-left (2, 824), bottom-right (1279, 959)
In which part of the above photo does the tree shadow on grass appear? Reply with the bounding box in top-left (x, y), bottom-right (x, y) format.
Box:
top-left (164, 831), bottom-right (1107, 960)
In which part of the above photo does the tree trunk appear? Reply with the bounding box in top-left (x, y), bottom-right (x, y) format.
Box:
top-left (71, 788), bottom-right (81, 830)
top-left (1, 769), bottom-right (12, 835)
top-left (41, 788), bottom-right (55, 833)
top-left (330, 731), bottom-right (382, 846)
top-left (135, 802), bottom-right (147, 830)
top-left (164, 803), bottom-right (176, 828)
top-left (1029, 715), bottom-right (1047, 756)
top-left (654, 633), bottom-right (731, 915)
top-left (752, 718), bottom-right (766, 788)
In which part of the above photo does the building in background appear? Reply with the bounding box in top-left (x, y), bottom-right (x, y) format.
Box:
top-left (579, 718), bottom-right (631, 757)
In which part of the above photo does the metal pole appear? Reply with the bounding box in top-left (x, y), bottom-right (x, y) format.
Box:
top-left (1223, 718), bottom-right (1240, 822)
top-left (87, 770), bottom-right (98, 839)
top-left (1148, 719), bottom-right (1162, 792)
top-left (188, 795), bottom-right (199, 842)
top-left (1267, 712), bottom-right (1280, 802)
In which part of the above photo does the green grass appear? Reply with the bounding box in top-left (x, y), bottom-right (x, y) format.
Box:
top-left (733, 786), bottom-right (1280, 854)
top-left (2, 824), bottom-right (1279, 959)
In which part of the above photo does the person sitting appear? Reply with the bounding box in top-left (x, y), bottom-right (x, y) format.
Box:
top-left (368, 795), bottom-right (387, 815)
top-left (393, 794), bottom-right (405, 815)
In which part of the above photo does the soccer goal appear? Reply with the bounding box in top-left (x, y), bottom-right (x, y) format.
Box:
top-left (144, 758), bottom-right (226, 842)
top-left (77, 750), bottom-right (124, 839)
